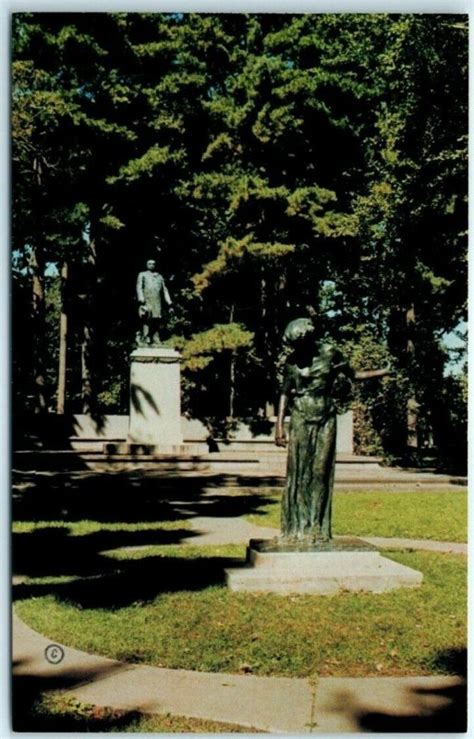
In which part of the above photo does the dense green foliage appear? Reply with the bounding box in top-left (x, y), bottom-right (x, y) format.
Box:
top-left (12, 13), bottom-right (467, 459)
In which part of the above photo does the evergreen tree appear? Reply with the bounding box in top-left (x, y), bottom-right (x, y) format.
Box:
top-left (11, 13), bottom-right (467, 460)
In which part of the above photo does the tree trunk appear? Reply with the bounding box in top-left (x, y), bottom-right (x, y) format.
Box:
top-left (81, 212), bottom-right (98, 413)
top-left (30, 240), bottom-right (47, 413)
top-left (229, 303), bottom-right (235, 417)
top-left (406, 396), bottom-right (419, 448)
top-left (56, 260), bottom-right (68, 414)
top-left (81, 324), bottom-right (93, 413)
top-left (30, 156), bottom-right (47, 413)
top-left (406, 303), bottom-right (418, 448)
top-left (260, 269), bottom-right (271, 414)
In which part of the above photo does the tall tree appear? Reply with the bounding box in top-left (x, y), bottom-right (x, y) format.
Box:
top-left (11, 13), bottom-right (467, 458)
top-left (350, 15), bottom-right (468, 450)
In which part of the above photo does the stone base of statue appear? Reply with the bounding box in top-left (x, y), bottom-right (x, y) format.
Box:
top-left (225, 537), bottom-right (423, 595)
top-left (127, 346), bottom-right (183, 449)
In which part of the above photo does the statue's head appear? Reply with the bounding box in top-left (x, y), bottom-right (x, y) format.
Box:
top-left (283, 318), bottom-right (315, 347)
top-left (146, 259), bottom-right (157, 271)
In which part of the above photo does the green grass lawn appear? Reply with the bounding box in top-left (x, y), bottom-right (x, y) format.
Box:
top-left (245, 490), bottom-right (467, 542)
top-left (13, 519), bottom-right (190, 535)
top-left (13, 487), bottom-right (467, 683)
top-left (15, 544), bottom-right (466, 679)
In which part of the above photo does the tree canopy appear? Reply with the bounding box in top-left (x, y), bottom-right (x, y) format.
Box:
top-left (11, 12), bottom-right (467, 460)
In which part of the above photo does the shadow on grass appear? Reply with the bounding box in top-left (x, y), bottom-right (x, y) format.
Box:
top-left (13, 551), bottom-right (244, 609)
top-left (13, 525), bottom-right (198, 579)
top-left (12, 467), bottom-right (268, 607)
top-left (12, 658), bottom-right (143, 732)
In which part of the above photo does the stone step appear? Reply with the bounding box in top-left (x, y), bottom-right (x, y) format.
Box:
top-left (226, 546), bottom-right (423, 595)
top-left (11, 450), bottom-right (466, 487)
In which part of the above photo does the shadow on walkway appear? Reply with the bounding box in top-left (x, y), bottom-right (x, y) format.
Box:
top-left (356, 679), bottom-right (467, 733)
top-left (327, 648), bottom-right (467, 733)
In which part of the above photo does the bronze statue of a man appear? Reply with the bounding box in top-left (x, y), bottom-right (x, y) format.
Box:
top-left (136, 259), bottom-right (173, 346)
top-left (275, 317), bottom-right (388, 543)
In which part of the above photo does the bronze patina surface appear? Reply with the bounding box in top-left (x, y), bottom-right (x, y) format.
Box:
top-left (275, 317), bottom-right (388, 544)
top-left (136, 259), bottom-right (173, 346)
top-left (249, 537), bottom-right (378, 553)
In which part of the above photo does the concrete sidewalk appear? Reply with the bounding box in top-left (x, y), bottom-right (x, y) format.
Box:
top-left (184, 515), bottom-right (467, 554)
top-left (12, 614), bottom-right (465, 733)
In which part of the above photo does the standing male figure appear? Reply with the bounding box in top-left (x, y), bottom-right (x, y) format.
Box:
top-left (136, 259), bottom-right (173, 346)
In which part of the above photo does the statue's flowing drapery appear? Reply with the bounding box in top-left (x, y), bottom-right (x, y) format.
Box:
top-left (281, 344), bottom-right (352, 541)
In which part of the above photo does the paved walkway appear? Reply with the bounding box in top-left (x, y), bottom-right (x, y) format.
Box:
top-left (13, 451), bottom-right (467, 489)
top-left (360, 536), bottom-right (467, 555)
top-left (185, 515), bottom-right (467, 554)
top-left (12, 514), bottom-right (467, 732)
top-left (186, 515), bottom-right (278, 545)
top-left (12, 614), bottom-right (465, 733)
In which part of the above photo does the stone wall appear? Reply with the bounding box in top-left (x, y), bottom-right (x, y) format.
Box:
top-left (62, 412), bottom-right (354, 454)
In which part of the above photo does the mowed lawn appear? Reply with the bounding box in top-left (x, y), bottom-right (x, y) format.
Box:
top-left (245, 489), bottom-right (467, 542)
top-left (14, 489), bottom-right (466, 679)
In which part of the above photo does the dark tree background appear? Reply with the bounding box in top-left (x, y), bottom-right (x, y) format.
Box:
top-left (11, 13), bottom-right (467, 465)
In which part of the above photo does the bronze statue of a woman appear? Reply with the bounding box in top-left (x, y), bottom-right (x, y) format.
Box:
top-left (275, 318), bottom-right (388, 543)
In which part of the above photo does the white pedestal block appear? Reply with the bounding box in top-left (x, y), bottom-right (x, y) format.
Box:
top-left (128, 347), bottom-right (183, 447)
top-left (226, 538), bottom-right (423, 595)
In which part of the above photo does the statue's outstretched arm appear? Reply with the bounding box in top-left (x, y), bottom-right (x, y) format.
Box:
top-left (275, 393), bottom-right (289, 447)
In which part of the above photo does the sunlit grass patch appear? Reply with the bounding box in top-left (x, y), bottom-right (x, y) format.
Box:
top-left (245, 490), bottom-right (467, 542)
top-left (103, 543), bottom-right (245, 560)
top-left (13, 520), bottom-right (190, 535)
top-left (15, 548), bottom-right (466, 679)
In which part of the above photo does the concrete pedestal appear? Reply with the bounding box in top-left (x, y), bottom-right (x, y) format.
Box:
top-left (226, 537), bottom-right (423, 595)
top-left (128, 347), bottom-right (183, 448)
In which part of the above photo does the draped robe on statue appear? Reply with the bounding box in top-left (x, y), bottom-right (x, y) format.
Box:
top-left (281, 343), bottom-right (353, 541)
